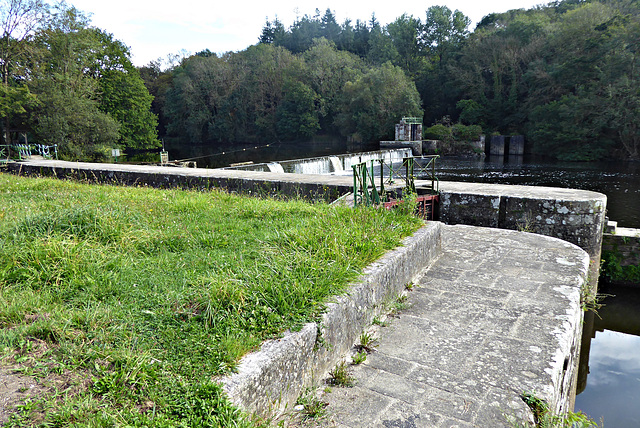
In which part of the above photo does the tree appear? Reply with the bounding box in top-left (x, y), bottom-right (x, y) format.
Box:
top-left (302, 38), bottom-right (365, 131)
top-left (27, 6), bottom-right (120, 159)
top-left (367, 22), bottom-right (398, 65)
top-left (423, 6), bottom-right (471, 67)
top-left (387, 14), bottom-right (426, 77)
top-left (0, 0), bottom-right (46, 143)
top-left (335, 63), bottom-right (423, 142)
top-left (94, 30), bottom-right (159, 150)
top-left (26, 4), bottom-right (158, 159)
top-left (276, 80), bottom-right (320, 140)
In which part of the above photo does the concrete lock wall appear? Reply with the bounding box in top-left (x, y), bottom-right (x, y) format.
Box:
top-left (490, 135), bottom-right (505, 156)
top-left (436, 181), bottom-right (607, 293)
top-left (509, 135), bottom-right (525, 156)
top-left (603, 231), bottom-right (640, 268)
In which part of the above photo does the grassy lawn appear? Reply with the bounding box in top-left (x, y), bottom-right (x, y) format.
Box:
top-left (0, 174), bottom-right (422, 427)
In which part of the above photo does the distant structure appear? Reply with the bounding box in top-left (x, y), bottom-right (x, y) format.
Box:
top-left (395, 117), bottom-right (423, 141)
top-left (380, 117), bottom-right (423, 155)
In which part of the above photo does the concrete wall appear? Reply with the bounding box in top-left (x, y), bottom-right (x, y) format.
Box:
top-left (434, 181), bottom-right (607, 293)
top-left (6, 161), bottom-right (352, 202)
top-left (602, 227), bottom-right (640, 268)
top-left (436, 181), bottom-right (607, 260)
top-left (490, 135), bottom-right (505, 156)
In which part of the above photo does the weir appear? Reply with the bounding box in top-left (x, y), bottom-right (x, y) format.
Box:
top-left (4, 158), bottom-right (606, 425)
top-left (223, 148), bottom-right (412, 175)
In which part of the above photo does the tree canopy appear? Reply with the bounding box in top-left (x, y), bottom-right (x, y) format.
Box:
top-left (3, 0), bottom-right (640, 161)
top-left (0, 1), bottom-right (159, 160)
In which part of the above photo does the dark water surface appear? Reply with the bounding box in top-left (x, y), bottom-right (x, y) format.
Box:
top-left (434, 156), bottom-right (640, 228)
top-left (576, 286), bottom-right (640, 427)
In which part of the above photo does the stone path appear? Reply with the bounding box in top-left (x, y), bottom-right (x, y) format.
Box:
top-left (316, 225), bottom-right (588, 428)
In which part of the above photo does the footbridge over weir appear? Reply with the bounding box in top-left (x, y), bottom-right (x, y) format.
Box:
top-left (5, 160), bottom-right (607, 426)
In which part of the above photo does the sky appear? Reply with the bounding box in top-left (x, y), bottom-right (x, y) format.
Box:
top-left (68, 0), bottom-right (548, 67)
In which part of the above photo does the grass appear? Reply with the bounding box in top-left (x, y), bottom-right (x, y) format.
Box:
top-left (517, 393), bottom-right (599, 428)
top-left (295, 388), bottom-right (328, 421)
top-left (0, 174), bottom-right (423, 427)
top-left (356, 332), bottom-right (377, 353)
top-left (351, 351), bottom-right (367, 365)
top-left (327, 362), bottom-right (355, 387)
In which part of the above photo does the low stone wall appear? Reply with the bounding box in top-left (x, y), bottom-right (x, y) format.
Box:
top-left (603, 227), bottom-right (640, 267)
top-left (221, 222), bottom-right (443, 418)
top-left (6, 160), bottom-right (352, 202)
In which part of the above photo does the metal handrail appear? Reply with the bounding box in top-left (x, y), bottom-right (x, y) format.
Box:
top-left (352, 155), bottom-right (439, 207)
top-left (0, 143), bottom-right (58, 161)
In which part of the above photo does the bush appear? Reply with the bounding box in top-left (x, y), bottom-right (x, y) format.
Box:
top-left (423, 124), bottom-right (452, 141)
top-left (424, 123), bottom-right (482, 142)
top-left (451, 124), bottom-right (482, 142)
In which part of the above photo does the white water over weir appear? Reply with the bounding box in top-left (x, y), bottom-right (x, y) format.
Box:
top-left (222, 149), bottom-right (412, 175)
top-left (266, 163), bottom-right (285, 173)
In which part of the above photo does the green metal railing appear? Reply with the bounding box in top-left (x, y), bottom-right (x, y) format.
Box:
top-left (402, 155), bottom-right (439, 194)
top-left (352, 155), bottom-right (439, 207)
top-left (352, 160), bottom-right (381, 207)
top-left (402, 117), bottom-right (423, 124)
top-left (0, 143), bottom-right (58, 162)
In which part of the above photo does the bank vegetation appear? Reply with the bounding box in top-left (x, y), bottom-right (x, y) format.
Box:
top-left (1, 0), bottom-right (639, 163)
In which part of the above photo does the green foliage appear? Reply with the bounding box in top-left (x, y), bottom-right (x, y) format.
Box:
top-left (1, 2), bottom-right (158, 159)
top-left (424, 124), bottom-right (452, 141)
top-left (276, 80), bottom-right (320, 140)
top-left (352, 351), bottom-right (367, 365)
top-left (601, 248), bottom-right (640, 283)
top-left (0, 174), bottom-right (422, 426)
top-left (327, 362), bottom-right (355, 387)
top-left (335, 62), bottom-right (423, 142)
top-left (424, 123), bottom-right (482, 143)
top-left (96, 31), bottom-right (160, 150)
top-left (295, 389), bottom-right (328, 421)
top-left (519, 392), bottom-right (599, 428)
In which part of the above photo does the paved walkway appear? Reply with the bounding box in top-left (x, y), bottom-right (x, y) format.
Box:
top-left (317, 225), bottom-right (588, 428)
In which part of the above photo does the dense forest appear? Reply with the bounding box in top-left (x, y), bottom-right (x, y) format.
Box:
top-left (2, 0), bottom-right (639, 161)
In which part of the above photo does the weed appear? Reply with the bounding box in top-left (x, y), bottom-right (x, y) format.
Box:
top-left (372, 316), bottom-right (388, 327)
top-left (295, 389), bottom-right (329, 421)
top-left (327, 362), bottom-right (355, 387)
top-left (517, 211), bottom-right (536, 233)
top-left (405, 282), bottom-right (415, 291)
top-left (389, 294), bottom-right (409, 315)
top-left (356, 332), bottom-right (378, 353)
top-left (352, 351), bottom-right (367, 365)
top-left (517, 393), bottom-right (599, 428)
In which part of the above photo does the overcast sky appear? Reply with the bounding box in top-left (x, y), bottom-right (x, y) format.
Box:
top-left (68, 0), bottom-right (548, 67)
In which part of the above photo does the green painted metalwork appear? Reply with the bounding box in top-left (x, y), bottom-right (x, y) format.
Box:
top-left (352, 154), bottom-right (439, 207)
top-left (401, 117), bottom-right (422, 124)
top-left (403, 155), bottom-right (439, 195)
top-left (0, 143), bottom-right (58, 162)
top-left (352, 161), bottom-right (381, 207)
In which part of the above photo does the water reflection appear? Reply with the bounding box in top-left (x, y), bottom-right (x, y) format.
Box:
top-left (435, 156), bottom-right (640, 228)
top-left (577, 286), bottom-right (640, 427)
